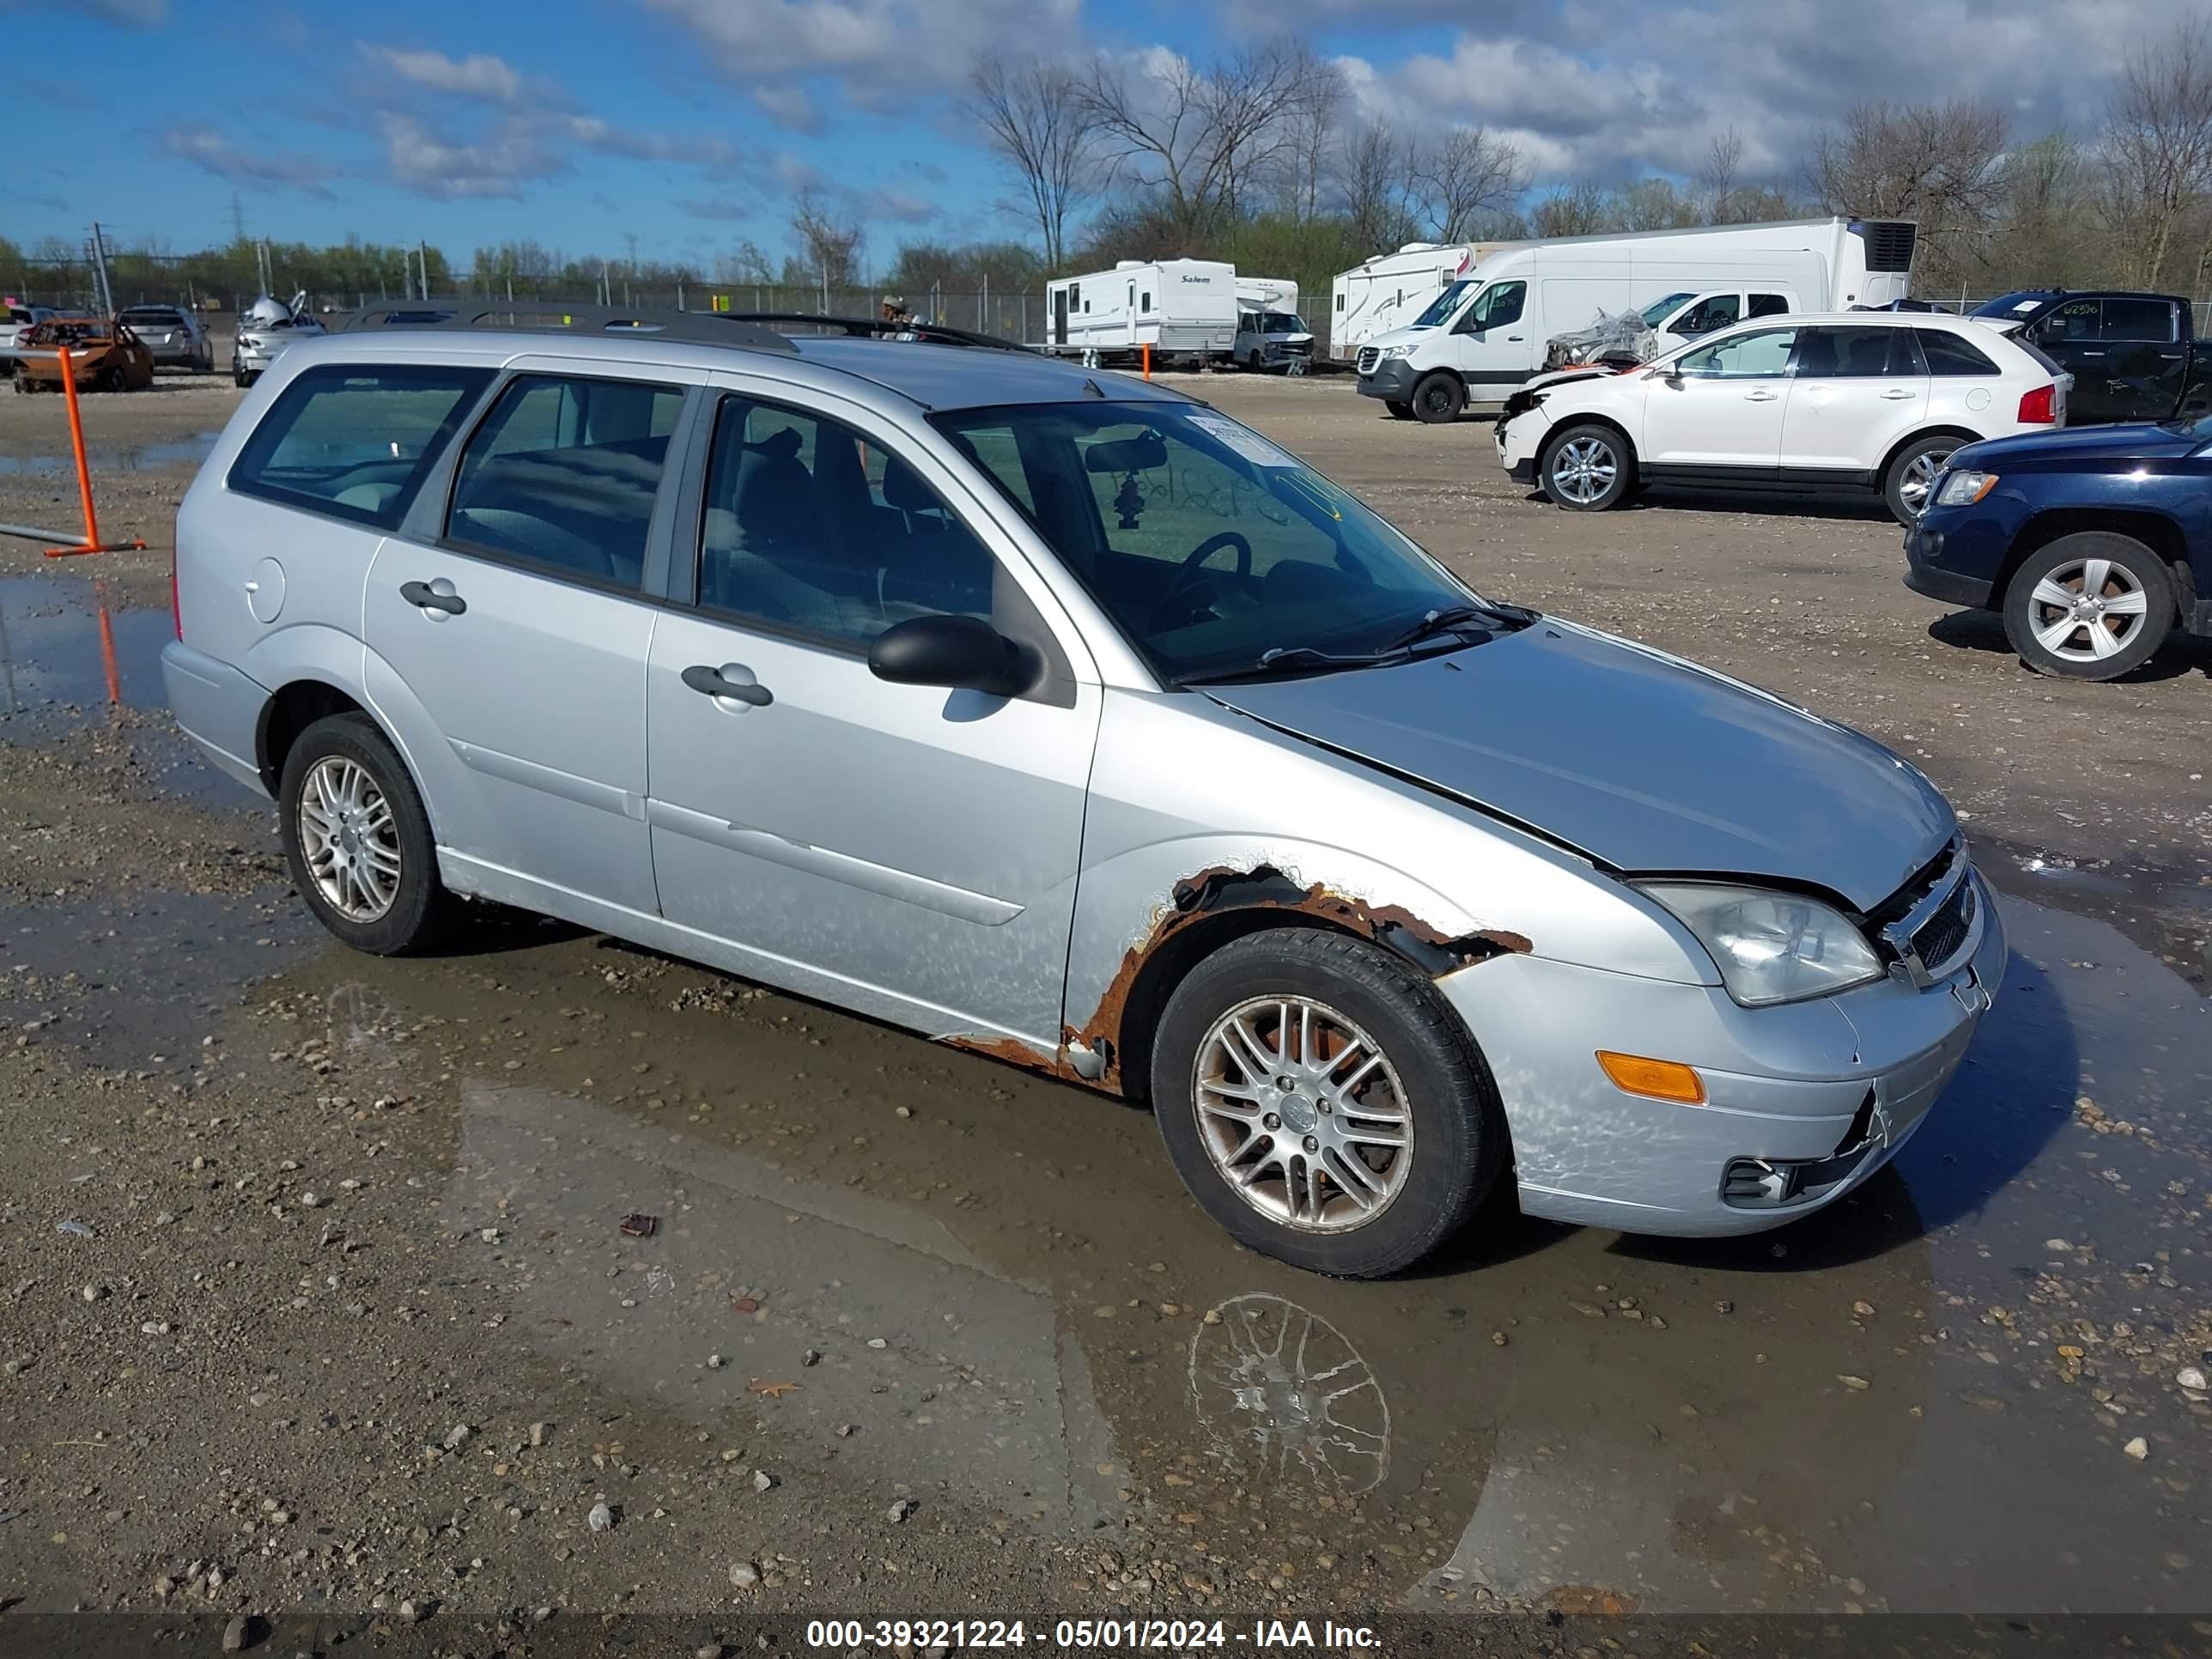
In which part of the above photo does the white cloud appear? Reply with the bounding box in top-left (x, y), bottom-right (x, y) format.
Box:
top-left (375, 112), bottom-right (563, 199)
top-left (753, 84), bottom-right (823, 134)
top-left (361, 45), bottom-right (528, 104)
top-left (158, 123), bottom-right (334, 198)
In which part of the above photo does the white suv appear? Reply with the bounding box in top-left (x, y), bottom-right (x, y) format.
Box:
top-left (1497, 313), bottom-right (2070, 525)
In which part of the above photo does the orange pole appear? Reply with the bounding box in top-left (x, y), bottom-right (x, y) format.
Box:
top-left (1142, 343), bottom-right (1152, 381)
top-left (94, 578), bottom-right (120, 705)
top-left (58, 348), bottom-right (101, 552)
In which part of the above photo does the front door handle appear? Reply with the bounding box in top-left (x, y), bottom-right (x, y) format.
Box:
top-left (400, 580), bottom-right (466, 617)
top-left (1881, 388), bottom-right (1916, 399)
top-left (1744, 389), bottom-right (1779, 401)
top-left (683, 663), bottom-right (773, 708)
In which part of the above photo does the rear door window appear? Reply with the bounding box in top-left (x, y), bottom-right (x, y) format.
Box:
top-left (1916, 330), bottom-right (1999, 376)
top-left (228, 363), bottom-right (494, 529)
top-left (1794, 326), bottom-right (1923, 377)
top-left (2099, 297), bottom-right (2179, 343)
top-left (445, 373), bottom-right (685, 592)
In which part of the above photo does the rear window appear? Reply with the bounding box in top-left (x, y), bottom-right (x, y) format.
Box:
top-left (121, 307), bottom-right (184, 325)
top-left (1915, 330), bottom-right (1999, 376)
top-left (444, 373), bottom-right (685, 592)
top-left (228, 364), bottom-right (494, 530)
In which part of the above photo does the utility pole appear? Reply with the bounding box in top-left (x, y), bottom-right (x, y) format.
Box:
top-left (417, 239), bottom-right (429, 301)
top-left (87, 222), bottom-right (115, 317)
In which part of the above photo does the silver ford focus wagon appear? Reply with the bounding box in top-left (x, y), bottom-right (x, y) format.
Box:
top-left (161, 307), bottom-right (2002, 1277)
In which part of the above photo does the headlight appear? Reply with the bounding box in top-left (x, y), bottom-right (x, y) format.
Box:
top-left (1935, 470), bottom-right (1997, 507)
top-left (1377, 343), bottom-right (1414, 361)
top-left (1636, 882), bottom-right (1884, 1006)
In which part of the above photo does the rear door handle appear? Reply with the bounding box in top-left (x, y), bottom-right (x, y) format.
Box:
top-left (1745, 389), bottom-right (1779, 402)
top-left (399, 580), bottom-right (465, 616)
top-left (1881, 388), bottom-right (1916, 399)
top-left (683, 663), bottom-right (773, 708)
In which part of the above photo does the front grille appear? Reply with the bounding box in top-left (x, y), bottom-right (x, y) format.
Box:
top-left (1909, 874), bottom-right (1975, 974)
top-left (1356, 346), bottom-right (1379, 375)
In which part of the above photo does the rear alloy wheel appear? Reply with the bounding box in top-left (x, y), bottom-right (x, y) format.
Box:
top-left (280, 713), bottom-right (457, 954)
top-left (2002, 531), bottom-right (2173, 681)
top-left (1152, 929), bottom-right (1506, 1278)
top-left (1884, 434), bottom-right (1961, 526)
top-left (1540, 422), bottom-right (1633, 511)
top-left (1411, 372), bottom-right (1464, 423)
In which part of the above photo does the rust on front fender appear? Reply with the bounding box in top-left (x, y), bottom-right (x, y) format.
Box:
top-left (934, 862), bottom-right (1530, 1093)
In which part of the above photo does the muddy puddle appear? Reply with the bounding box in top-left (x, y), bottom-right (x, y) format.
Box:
top-left (127, 879), bottom-right (2194, 1618)
top-left (0, 430), bottom-right (220, 477)
top-left (0, 573), bottom-right (254, 806)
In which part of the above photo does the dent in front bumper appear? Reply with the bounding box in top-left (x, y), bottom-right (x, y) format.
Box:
top-left (1438, 873), bottom-right (2006, 1237)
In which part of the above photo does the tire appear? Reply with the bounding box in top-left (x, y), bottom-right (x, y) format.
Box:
top-left (1383, 399), bottom-right (1414, 421)
top-left (1149, 929), bottom-right (1508, 1278)
top-left (278, 713), bottom-right (456, 955)
top-left (100, 363), bottom-right (128, 393)
top-left (234, 368), bottom-right (256, 389)
top-left (1883, 433), bottom-right (1965, 526)
top-left (2002, 531), bottom-right (2175, 681)
top-left (1540, 422), bottom-right (1635, 511)
top-left (1411, 372), bottom-right (1464, 423)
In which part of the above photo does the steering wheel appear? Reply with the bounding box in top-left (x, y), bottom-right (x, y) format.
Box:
top-left (1151, 531), bottom-right (1252, 628)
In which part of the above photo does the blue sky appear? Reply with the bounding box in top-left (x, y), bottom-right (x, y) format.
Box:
top-left (0, 0), bottom-right (2179, 276)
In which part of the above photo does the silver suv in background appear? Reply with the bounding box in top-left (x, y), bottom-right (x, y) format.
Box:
top-left (1, 301), bottom-right (57, 370)
top-left (161, 306), bottom-right (2002, 1277)
top-left (118, 304), bottom-right (216, 372)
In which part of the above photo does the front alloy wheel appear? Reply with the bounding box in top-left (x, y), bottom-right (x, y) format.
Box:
top-left (1194, 994), bottom-right (1413, 1233)
top-left (2002, 531), bottom-right (2173, 681)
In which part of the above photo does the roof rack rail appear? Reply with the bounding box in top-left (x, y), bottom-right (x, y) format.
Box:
top-left (336, 302), bottom-right (798, 355)
top-left (720, 312), bottom-right (1037, 354)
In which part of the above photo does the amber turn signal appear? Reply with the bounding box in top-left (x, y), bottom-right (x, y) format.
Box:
top-left (1596, 1050), bottom-right (1706, 1105)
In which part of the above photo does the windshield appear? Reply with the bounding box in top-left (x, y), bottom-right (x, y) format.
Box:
top-left (1638, 291), bottom-right (1695, 325)
top-left (1410, 280), bottom-right (1475, 329)
top-left (1970, 291), bottom-right (2059, 318)
top-left (933, 400), bottom-right (1486, 684)
top-left (1251, 311), bottom-right (1305, 333)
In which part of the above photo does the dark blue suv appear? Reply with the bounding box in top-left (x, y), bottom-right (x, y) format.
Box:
top-left (1904, 414), bottom-right (2212, 680)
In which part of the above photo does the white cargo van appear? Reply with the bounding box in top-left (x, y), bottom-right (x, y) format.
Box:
top-left (1355, 218), bottom-right (1918, 422)
top-left (1329, 243), bottom-right (1517, 362)
top-left (1045, 259), bottom-right (1237, 368)
top-left (1232, 276), bottom-right (1315, 374)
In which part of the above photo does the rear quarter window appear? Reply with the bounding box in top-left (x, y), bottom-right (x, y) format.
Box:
top-left (228, 364), bottom-right (494, 530)
top-left (1916, 330), bottom-right (1999, 376)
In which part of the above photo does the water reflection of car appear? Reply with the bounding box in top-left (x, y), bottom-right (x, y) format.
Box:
top-left (231, 295), bottom-right (326, 388)
top-left (118, 304), bottom-right (215, 373)
top-left (165, 305), bottom-right (2004, 1278)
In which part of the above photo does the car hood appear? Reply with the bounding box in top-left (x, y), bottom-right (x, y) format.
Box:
top-left (1954, 420), bottom-right (2206, 466)
top-left (1202, 621), bottom-right (1954, 911)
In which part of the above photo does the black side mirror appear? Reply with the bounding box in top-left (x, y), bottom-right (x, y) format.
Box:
top-left (868, 614), bottom-right (1037, 698)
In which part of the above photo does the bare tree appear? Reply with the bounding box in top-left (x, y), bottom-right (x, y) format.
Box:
top-left (1332, 116), bottom-right (1416, 252)
top-left (1611, 177), bottom-right (1698, 231)
top-left (1529, 180), bottom-right (1611, 239)
top-left (963, 55), bottom-right (1094, 270)
top-left (1278, 54), bottom-right (1346, 221)
top-left (1698, 127), bottom-right (1743, 222)
top-left (1807, 99), bottom-right (2008, 265)
top-left (2098, 20), bottom-right (2212, 289)
top-left (789, 188), bottom-right (865, 301)
top-left (1408, 125), bottom-right (1528, 241)
top-left (716, 239), bottom-right (775, 285)
top-left (1077, 37), bottom-right (1313, 240)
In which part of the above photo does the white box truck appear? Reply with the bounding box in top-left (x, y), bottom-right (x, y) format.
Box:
top-left (1353, 217), bottom-right (1919, 421)
top-left (1231, 276), bottom-right (1316, 374)
top-left (1329, 242), bottom-right (1517, 362)
top-left (1045, 259), bottom-right (1237, 368)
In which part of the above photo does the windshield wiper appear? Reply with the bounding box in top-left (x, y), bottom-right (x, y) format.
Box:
top-left (1176, 644), bottom-right (1400, 685)
top-left (1380, 605), bottom-right (1493, 653)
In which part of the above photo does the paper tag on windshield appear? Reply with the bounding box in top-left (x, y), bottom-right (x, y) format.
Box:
top-left (1186, 411), bottom-right (1299, 469)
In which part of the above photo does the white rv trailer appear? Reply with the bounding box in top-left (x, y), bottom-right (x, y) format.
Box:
top-left (1353, 216), bottom-right (1920, 420)
top-left (1043, 259), bottom-right (1237, 367)
top-left (1329, 242), bottom-right (1516, 362)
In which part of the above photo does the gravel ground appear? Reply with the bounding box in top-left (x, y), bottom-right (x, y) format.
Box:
top-left (1, 368), bottom-right (2208, 1646)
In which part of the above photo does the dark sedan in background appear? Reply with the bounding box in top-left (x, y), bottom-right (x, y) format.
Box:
top-left (1905, 415), bottom-right (2211, 680)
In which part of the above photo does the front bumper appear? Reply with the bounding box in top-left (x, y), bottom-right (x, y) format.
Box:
top-left (1903, 493), bottom-right (2027, 611)
top-left (1437, 871), bottom-right (2005, 1237)
top-left (1356, 357), bottom-right (1419, 401)
top-left (1495, 408), bottom-right (1549, 481)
